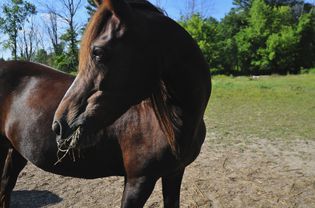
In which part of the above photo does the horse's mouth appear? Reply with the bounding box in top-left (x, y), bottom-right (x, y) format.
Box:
top-left (57, 126), bottom-right (82, 150)
top-left (55, 126), bottom-right (82, 165)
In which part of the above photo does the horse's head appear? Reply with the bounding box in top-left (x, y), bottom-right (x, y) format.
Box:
top-left (52, 0), bottom-right (167, 149)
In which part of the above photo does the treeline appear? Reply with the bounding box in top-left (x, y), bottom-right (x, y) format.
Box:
top-left (0, 0), bottom-right (97, 73)
top-left (1, 0), bottom-right (315, 75)
top-left (180, 0), bottom-right (315, 75)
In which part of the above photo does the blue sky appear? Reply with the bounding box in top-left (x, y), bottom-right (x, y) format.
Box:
top-left (155, 0), bottom-right (315, 19)
top-left (149, 0), bottom-right (234, 20)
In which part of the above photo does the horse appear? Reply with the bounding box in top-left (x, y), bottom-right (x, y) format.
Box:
top-left (0, 61), bottom-right (131, 207)
top-left (52, 0), bottom-right (211, 207)
top-left (0, 60), bottom-right (74, 207)
top-left (0, 1), bottom-right (211, 208)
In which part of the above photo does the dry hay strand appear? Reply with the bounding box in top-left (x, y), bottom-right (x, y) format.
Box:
top-left (54, 126), bottom-right (82, 165)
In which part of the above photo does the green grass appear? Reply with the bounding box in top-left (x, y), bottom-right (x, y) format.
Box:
top-left (301, 68), bottom-right (315, 74)
top-left (205, 74), bottom-right (315, 141)
top-left (308, 68), bottom-right (315, 74)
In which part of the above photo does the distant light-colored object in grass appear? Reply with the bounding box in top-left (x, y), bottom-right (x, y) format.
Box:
top-left (249, 75), bottom-right (260, 80)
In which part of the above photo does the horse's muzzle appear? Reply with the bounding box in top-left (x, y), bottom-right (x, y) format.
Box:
top-left (52, 120), bottom-right (62, 137)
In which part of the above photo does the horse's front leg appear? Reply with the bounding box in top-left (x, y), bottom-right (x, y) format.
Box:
top-left (0, 148), bottom-right (27, 208)
top-left (121, 176), bottom-right (158, 208)
top-left (162, 168), bottom-right (185, 208)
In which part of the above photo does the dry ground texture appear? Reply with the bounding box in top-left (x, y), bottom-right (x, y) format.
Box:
top-left (12, 74), bottom-right (315, 207)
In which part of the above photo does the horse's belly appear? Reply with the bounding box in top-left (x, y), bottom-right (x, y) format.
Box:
top-left (22, 138), bottom-right (125, 179)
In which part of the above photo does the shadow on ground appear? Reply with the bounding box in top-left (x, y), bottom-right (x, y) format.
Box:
top-left (11, 190), bottom-right (62, 208)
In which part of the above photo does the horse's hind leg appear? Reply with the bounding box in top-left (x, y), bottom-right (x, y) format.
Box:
top-left (121, 176), bottom-right (158, 208)
top-left (0, 147), bottom-right (27, 208)
top-left (162, 168), bottom-right (185, 208)
top-left (0, 140), bottom-right (9, 184)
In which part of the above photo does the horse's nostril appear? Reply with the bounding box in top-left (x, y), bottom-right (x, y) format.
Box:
top-left (52, 121), bottom-right (62, 136)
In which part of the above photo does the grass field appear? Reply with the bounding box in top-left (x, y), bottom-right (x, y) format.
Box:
top-left (206, 74), bottom-right (315, 142)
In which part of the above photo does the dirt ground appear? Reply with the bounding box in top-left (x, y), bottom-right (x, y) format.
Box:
top-left (12, 133), bottom-right (315, 208)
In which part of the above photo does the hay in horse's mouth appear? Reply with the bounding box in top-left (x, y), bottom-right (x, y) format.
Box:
top-left (55, 126), bottom-right (82, 165)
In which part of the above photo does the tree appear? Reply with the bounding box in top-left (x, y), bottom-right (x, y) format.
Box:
top-left (233, 0), bottom-right (253, 11)
top-left (0, 0), bottom-right (36, 60)
top-left (86, 0), bottom-right (97, 18)
top-left (82, 0), bottom-right (98, 33)
top-left (45, 0), bottom-right (82, 72)
top-left (58, 0), bottom-right (82, 72)
top-left (234, 0), bottom-right (272, 74)
top-left (18, 17), bottom-right (41, 61)
top-left (33, 48), bottom-right (51, 65)
top-left (296, 12), bottom-right (315, 68)
top-left (234, 0), bottom-right (301, 74)
top-left (264, 27), bottom-right (299, 74)
top-left (186, 0), bottom-right (197, 17)
top-left (45, 12), bottom-right (64, 56)
top-left (254, 2), bottom-right (299, 74)
top-left (265, 0), bottom-right (303, 7)
top-left (215, 10), bottom-right (248, 74)
top-left (176, 0), bottom-right (315, 75)
top-left (179, 14), bottom-right (221, 74)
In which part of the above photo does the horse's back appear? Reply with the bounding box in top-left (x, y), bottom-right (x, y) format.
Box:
top-left (0, 61), bottom-right (72, 81)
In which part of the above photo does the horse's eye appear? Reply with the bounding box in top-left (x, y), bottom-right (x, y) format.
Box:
top-left (92, 46), bottom-right (111, 63)
top-left (92, 46), bottom-right (104, 60)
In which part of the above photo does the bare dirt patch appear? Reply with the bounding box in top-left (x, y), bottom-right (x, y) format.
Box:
top-left (12, 135), bottom-right (315, 208)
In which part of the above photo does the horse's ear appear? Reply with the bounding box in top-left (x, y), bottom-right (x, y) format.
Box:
top-left (103, 0), bottom-right (131, 21)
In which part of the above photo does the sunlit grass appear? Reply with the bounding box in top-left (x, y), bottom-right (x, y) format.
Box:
top-left (205, 74), bottom-right (315, 141)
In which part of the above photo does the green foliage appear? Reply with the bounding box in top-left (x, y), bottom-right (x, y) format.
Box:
top-left (33, 49), bottom-right (54, 66)
top-left (214, 10), bottom-right (248, 74)
top-left (179, 14), bottom-right (219, 71)
top-left (53, 52), bottom-right (77, 73)
top-left (296, 13), bottom-right (315, 68)
top-left (33, 49), bottom-right (48, 64)
top-left (300, 67), bottom-right (315, 74)
top-left (239, 0), bottom-right (299, 74)
top-left (0, 0), bottom-right (36, 60)
top-left (60, 29), bottom-right (79, 57)
top-left (249, 0), bottom-right (272, 35)
top-left (180, 0), bottom-right (315, 75)
top-left (233, 0), bottom-right (253, 11)
top-left (57, 20), bottom-right (79, 72)
top-left (265, 0), bottom-right (304, 7)
top-left (264, 26), bottom-right (299, 73)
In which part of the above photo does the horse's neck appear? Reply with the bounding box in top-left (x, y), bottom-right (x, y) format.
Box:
top-left (155, 17), bottom-right (211, 117)
top-left (163, 60), bottom-right (210, 116)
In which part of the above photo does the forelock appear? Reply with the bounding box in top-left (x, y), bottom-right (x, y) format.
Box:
top-left (79, 4), bottom-right (112, 72)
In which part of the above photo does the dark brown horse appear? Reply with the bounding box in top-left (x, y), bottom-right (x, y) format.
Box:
top-left (0, 0), bottom-right (210, 208)
top-left (0, 61), bottom-right (75, 207)
top-left (0, 61), bottom-right (129, 207)
top-left (52, 0), bottom-right (211, 207)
